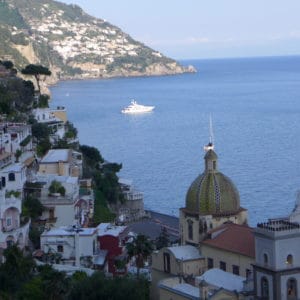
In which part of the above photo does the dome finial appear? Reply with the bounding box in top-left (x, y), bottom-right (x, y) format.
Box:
top-left (204, 114), bottom-right (214, 152)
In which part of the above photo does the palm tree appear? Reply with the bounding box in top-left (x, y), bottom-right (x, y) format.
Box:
top-left (21, 64), bottom-right (51, 94)
top-left (126, 234), bottom-right (153, 278)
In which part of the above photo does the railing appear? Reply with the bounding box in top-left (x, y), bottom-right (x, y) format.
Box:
top-left (39, 193), bottom-right (78, 205)
top-left (257, 220), bottom-right (300, 231)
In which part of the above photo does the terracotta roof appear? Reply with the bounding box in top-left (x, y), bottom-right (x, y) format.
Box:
top-left (201, 223), bottom-right (255, 258)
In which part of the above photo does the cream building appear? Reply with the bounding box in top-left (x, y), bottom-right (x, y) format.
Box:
top-left (152, 245), bottom-right (205, 299)
top-left (200, 223), bottom-right (255, 278)
top-left (38, 149), bottom-right (82, 177)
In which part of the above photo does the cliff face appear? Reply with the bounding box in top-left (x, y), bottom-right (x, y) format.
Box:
top-left (0, 0), bottom-right (195, 81)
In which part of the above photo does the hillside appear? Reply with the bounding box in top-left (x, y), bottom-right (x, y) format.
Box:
top-left (0, 0), bottom-right (195, 82)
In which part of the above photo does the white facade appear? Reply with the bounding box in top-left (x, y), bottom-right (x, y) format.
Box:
top-left (0, 162), bottom-right (27, 193)
top-left (0, 184), bottom-right (30, 249)
top-left (41, 227), bottom-right (98, 266)
top-left (254, 220), bottom-right (300, 300)
top-left (0, 123), bottom-right (32, 156)
top-left (32, 107), bottom-right (67, 140)
top-left (31, 174), bottom-right (79, 228)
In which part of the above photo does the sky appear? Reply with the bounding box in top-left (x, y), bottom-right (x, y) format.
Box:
top-left (60, 0), bottom-right (300, 60)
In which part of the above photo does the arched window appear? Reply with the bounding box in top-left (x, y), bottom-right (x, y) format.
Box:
top-left (286, 254), bottom-right (293, 266)
top-left (163, 252), bottom-right (170, 273)
top-left (8, 173), bottom-right (15, 181)
top-left (261, 277), bottom-right (269, 299)
top-left (287, 278), bottom-right (297, 299)
top-left (187, 220), bottom-right (193, 240)
top-left (263, 253), bottom-right (268, 265)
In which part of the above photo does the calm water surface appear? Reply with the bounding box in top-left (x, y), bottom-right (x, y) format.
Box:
top-left (50, 56), bottom-right (300, 226)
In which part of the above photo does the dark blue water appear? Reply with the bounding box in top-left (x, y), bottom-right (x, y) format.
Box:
top-left (50, 56), bottom-right (300, 226)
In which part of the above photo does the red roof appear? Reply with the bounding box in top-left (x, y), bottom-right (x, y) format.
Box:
top-left (201, 223), bottom-right (255, 258)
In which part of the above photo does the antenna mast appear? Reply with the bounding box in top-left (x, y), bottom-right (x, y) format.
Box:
top-left (204, 114), bottom-right (215, 152)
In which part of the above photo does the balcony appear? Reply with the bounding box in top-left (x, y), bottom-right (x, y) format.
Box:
top-left (39, 193), bottom-right (78, 205)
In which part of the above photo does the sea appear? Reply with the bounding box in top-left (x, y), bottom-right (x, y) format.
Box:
top-left (50, 56), bottom-right (300, 227)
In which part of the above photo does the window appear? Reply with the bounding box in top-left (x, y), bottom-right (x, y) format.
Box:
top-left (187, 220), bottom-right (193, 240)
top-left (286, 254), bottom-right (293, 266)
top-left (261, 277), bottom-right (269, 299)
top-left (57, 245), bottom-right (64, 253)
top-left (287, 278), bottom-right (297, 300)
top-left (207, 258), bottom-right (214, 269)
top-left (263, 253), bottom-right (268, 265)
top-left (232, 265), bottom-right (240, 275)
top-left (6, 240), bottom-right (14, 247)
top-left (1, 177), bottom-right (5, 188)
top-left (220, 261), bottom-right (226, 271)
top-left (163, 253), bottom-right (170, 273)
top-left (246, 269), bottom-right (252, 279)
top-left (6, 218), bottom-right (12, 227)
top-left (8, 173), bottom-right (15, 181)
top-left (49, 209), bottom-right (55, 219)
top-left (213, 161), bottom-right (216, 170)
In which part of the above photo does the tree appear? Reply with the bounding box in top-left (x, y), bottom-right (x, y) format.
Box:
top-left (68, 271), bottom-right (149, 300)
top-left (38, 94), bottom-right (49, 108)
top-left (31, 123), bottom-right (51, 156)
top-left (80, 144), bottom-right (104, 167)
top-left (2, 60), bottom-right (14, 70)
top-left (23, 196), bottom-right (44, 220)
top-left (126, 235), bottom-right (153, 278)
top-left (0, 245), bottom-right (35, 296)
top-left (21, 64), bottom-right (51, 94)
top-left (18, 265), bottom-right (71, 300)
top-left (49, 180), bottom-right (66, 196)
top-left (65, 121), bottom-right (78, 139)
top-left (32, 122), bottom-right (50, 140)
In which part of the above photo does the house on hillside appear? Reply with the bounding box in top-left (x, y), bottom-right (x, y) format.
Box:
top-left (38, 148), bottom-right (82, 177)
top-left (40, 226), bottom-right (99, 267)
top-left (97, 223), bottom-right (128, 275)
top-left (117, 178), bottom-right (145, 223)
top-left (152, 245), bottom-right (205, 300)
top-left (0, 187), bottom-right (30, 251)
top-left (0, 123), bottom-right (32, 159)
top-left (32, 107), bottom-right (67, 142)
top-left (25, 174), bottom-right (80, 228)
top-left (0, 162), bottom-right (27, 197)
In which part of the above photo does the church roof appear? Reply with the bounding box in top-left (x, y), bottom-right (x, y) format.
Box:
top-left (185, 146), bottom-right (241, 215)
top-left (204, 149), bottom-right (218, 160)
top-left (201, 223), bottom-right (255, 258)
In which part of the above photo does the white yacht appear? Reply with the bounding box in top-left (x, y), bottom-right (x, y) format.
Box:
top-left (121, 100), bottom-right (155, 114)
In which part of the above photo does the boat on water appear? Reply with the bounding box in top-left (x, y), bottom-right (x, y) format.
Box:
top-left (121, 100), bottom-right (155, 114)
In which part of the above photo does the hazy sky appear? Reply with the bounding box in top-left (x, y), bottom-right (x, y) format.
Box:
top-left (60, 0), bottom-right (300, 60)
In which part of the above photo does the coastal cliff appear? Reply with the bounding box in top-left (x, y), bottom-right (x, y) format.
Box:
top-left (0, 0), bottom-right (196, 83)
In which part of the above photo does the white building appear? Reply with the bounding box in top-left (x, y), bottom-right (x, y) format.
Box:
top-left (26, 174), bottom-right (80, 228)
top-left (32, 107), bottom-right (67, 140)
top-left (0, 179), bottom-right (30, 250)
top-left (253, 219), bottom-right (300, 300)
top-left (40, 226), bottom-right (98, 267)
top-left (118, 178), bottom-right (145, 222)
top-left (0, 162), bottom-right (27, 195)
top-left (0, 123), bottom-right (32, 157)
